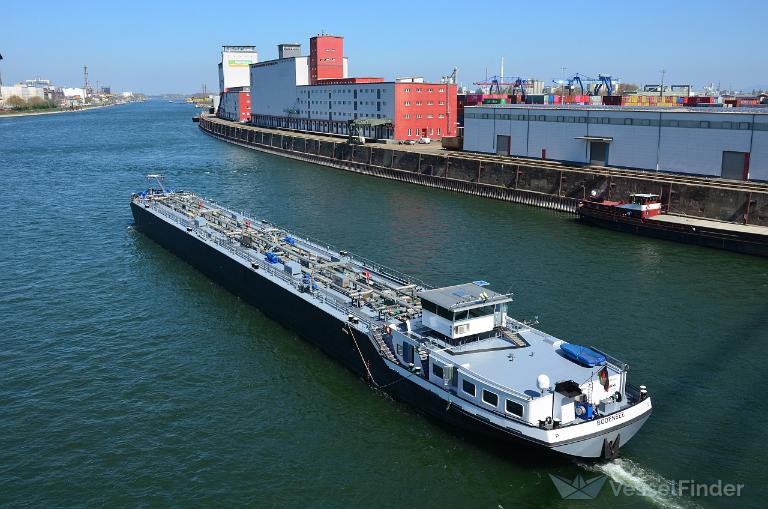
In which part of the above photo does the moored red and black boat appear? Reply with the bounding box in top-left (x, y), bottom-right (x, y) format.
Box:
top-left (578, 193), bottom-right (768, 257)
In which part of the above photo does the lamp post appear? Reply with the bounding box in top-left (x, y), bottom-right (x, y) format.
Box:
top-left (560, 66), bottom-right (567, 107)
top-left (660, 69), bottom-right (666, 100)
top-left (0, 53), bottom-right (4, 106)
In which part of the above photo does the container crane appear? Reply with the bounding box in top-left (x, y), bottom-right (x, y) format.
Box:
top-left (555, 73), bottom-right (618, 96)
top-left (473, 76), bottom-right (529, 97)
top-left (595, 75), bottom-right (616, 96)
top-left (441, 68), bottom-right (458, 85)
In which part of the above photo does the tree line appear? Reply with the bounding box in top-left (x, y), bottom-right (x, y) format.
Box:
top-left (2, 96), bottom-right (60, 111)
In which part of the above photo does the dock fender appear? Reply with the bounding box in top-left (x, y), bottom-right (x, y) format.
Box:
top-left (602, 433), bottom-right (621, 460)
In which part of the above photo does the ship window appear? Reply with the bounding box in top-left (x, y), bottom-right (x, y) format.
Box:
top-left (482, 389), bottom-right (499, 407)
top-left (468, 305), bottom-right (495, 318)
top-left (462, 379), bottom-right (476, 397)
top-left (506, 399), bottom-right (523, 417)
top-left (403, 342), bottom-right (414, 364)
top-left (453, 310), bottom-right (469, 322)
top-left (432, 363), bottom-right (444, 379)
top-left (436, 305), bottom-right (453, 320)
top-left (396, 344), bottom-right (403, 356)
top-left (421, 299), bottom-right (437, 314)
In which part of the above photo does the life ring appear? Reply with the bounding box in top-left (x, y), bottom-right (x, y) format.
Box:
top-left (385, 325), bottom-right (392, 335)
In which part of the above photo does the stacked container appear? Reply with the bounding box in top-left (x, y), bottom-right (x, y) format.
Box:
top-left (524, 94), bottom-right (592, 105)
top-left (732, 97), bottom-right (759, 106)
top-left (616, 95), bottom-right (685, 107)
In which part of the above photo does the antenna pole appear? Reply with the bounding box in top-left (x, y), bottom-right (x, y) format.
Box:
top-left (146, 174), bottom-right (166, 193)
top-left (83, 65), bottom-right (89, 99)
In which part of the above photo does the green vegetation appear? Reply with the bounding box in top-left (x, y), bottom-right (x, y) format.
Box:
top-left (1, 95), bottom-right (61, 112)
top-left (617, 83), bottom-right (640, 94)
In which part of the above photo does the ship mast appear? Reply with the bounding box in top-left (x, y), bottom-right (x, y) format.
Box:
top-left (146, 174), bottom-right (166, 193)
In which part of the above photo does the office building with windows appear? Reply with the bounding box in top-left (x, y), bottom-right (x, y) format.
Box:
top-left (236, 34), bottom-right (457, 141)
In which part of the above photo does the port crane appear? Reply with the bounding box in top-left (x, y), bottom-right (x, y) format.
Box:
top-left (473, 76), bottom-right (529, 97)
top-left (555, 73), bottom-right (617, 96)
top-left (441, 68), bottom-right (458, 85)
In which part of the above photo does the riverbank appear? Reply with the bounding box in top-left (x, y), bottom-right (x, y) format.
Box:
top-left (1, 99), bottom-right (762, 508)
top-left (0, 103), bottom-right (114, 118)
top-left (199, 114), bottom-right (768, 226)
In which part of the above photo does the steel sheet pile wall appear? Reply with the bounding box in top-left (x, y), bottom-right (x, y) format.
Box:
top-left (199, 116), bottom-right (768, 226)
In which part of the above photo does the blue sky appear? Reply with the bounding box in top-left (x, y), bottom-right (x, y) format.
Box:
top-left (2, 0), bottom-right (764, 94)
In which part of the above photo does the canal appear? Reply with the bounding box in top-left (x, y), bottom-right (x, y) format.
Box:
top-left (1, 100), bottom-right (765, 508)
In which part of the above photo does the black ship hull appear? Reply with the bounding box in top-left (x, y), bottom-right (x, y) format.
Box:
top-left (578, 207), bottom-right (768, 257)
top-left (131, 202), bottom-right (636, 460)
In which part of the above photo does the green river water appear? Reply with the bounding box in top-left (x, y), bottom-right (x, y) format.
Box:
top-left (1, 101), bottom-right (766, 508)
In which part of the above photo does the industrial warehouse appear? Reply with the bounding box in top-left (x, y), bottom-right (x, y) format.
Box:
top-left (462, 105), bottom-right (768, 180)
top-left (217, 34), bottom-right (457, 141)
top-left (213, 34), bottom-right (766, 182)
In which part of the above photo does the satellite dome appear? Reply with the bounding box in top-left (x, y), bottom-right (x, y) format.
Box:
top-left (537, 374), bottom-right (551, 393)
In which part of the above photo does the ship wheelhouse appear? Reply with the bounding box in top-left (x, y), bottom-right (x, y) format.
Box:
top-left (418, 282), bottom-right (512, 342)
top-left (617, 193), bottom-right (662, 219)
top-left (384, 280), bottom-right (633, 431)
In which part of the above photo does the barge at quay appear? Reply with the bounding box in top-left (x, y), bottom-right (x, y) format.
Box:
top-left (131, 176), bottom-right (652, 460)
top-left (578, 193), bottom-right (768, 256)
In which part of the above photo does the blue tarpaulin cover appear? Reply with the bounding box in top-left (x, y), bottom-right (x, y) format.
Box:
top-left (560, 343), bottom-right (606, 367)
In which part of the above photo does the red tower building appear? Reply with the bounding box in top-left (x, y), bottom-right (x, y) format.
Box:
top-left (309, 35), bottom-right (344, 84)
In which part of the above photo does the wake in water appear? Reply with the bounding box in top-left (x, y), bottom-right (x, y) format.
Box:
top-left (581, 457), bottom-right (703, 509)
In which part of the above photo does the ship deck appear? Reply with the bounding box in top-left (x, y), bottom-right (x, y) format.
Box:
top-left (407, 318), bottom-right (622, 401)
top-left (651, 214), bottom-right (768, 236)
top-left (137, 188), bottom-right (625, 405)
top-left (438, 329), bottom-right (610, 398)
top-left (134, 190), bottom-right (427, 329)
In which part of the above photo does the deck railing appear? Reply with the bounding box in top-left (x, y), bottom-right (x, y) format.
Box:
top-left (139, 196), bottom-right (381, 333)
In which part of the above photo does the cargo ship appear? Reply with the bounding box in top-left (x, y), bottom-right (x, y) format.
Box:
top-left (131, 176), bottom-right (652, 460)
top-left (578, 193), bottom-right (768, 256)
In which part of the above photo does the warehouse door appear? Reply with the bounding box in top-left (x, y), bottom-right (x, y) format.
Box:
top-left (721, 151), bottom-right (749, 180)
top-left (590, 141), bottom-right (609, 166)
top-left (496, 135), bottom-right (511, 156)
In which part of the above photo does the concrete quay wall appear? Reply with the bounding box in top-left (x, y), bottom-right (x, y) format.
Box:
top-left (199, 116), bottom-right (768, 226)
